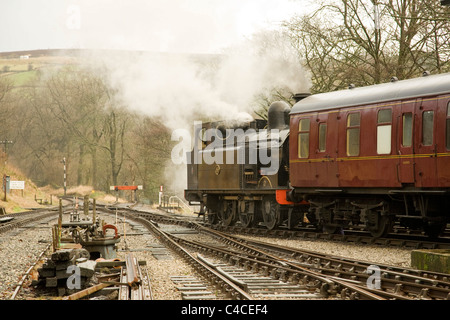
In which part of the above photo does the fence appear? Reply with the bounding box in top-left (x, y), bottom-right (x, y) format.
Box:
top-left (159, 194), bottom-right (194, 214)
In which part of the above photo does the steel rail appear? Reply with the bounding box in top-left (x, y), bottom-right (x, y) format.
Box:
top-left (172, 222), bottom-right (388, 300)
top-left (213, 224), bottom-right (450, 250)
top-left (107, 205), bottom-right (450, 299)
top-left (123, 214), bottom-right (253, 300)
top-left (227, 234), bottom-right (450, 284)
top-left (10, 243), bottom-right (52, 300)
top-left (201, 226), bottom-right (450, 300)
top-left (113, 204), bottom-right (450, 250)
top-left (0, 210), bottom-right (60, 234)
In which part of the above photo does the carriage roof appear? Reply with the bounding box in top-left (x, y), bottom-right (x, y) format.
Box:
top-left (291, 72), bottom-right (450, 115)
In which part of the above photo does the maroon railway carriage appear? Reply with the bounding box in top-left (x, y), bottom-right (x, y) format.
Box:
top-left (288, 72), bottom-right (450, 237)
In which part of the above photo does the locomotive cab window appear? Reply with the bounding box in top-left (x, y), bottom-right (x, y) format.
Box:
top-left (298, 118), bottom-right (310, 158)
top-left (446, 102), bottom-right (450, 150)
top-left (377, 109), bottom-right (392, 154)
top-left (346, 113), bottom-right (360, 156)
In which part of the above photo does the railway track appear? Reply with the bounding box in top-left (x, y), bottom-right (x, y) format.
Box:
top-left (214, 224), bottom-right (450, 250)
top-left (0, 196), bottom-right (78, 235)
top-left (115, 206), bottom-right (450, 300)
top-left (5, 201), bottom-right (449, 301)
top-left (209, 229), bottom-right (450, 300)
top-left (117, 203), bottom-right (450, 250)
top-left (10, 243), bottom-right (52, 300)
top-left (0, 208), bottom-right (61, 234)
top-left (185, 223), bottom-right (450, 300)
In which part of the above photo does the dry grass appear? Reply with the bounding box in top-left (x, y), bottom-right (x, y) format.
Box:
top-left (0, 176), bottom-right (126, 215)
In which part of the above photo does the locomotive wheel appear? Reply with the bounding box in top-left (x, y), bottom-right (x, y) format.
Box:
top-left (239, 212), bottom-right (254, 228)
top-left (262, 197), bottom-right (280, 230)
top-left (238, 201), bottom-right (259, 228)
top-left (219, 200), bottom-right (236, 226)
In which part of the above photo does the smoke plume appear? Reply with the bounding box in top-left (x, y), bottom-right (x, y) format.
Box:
top-left (79, 29), bottom-right (310, 195)
top-left (84, 29), bottom-right (310, 130)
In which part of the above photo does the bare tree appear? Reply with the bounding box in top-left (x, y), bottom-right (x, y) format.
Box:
top-left (0, 77), bottom-right (15, 133)
top-left (102, 107), bottom-right (128, 187)
top-left (126, 116), bottom-right (172, 200)
top-left (0, 76), bottom-right (13, 104)
top-left (284, 0), bottom-right (450, 93)
top-left (43, 67), bottom-right (113, 186)
top-left (12, 80), bottom-right (70, 185)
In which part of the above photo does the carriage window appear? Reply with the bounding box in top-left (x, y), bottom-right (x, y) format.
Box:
top-left (298, 119), bottom-right (310, 158)
top-left (422, 111), bottom-right (434, 146)
top-left (318, 123), bottom-right (327, 152)
top-left (377, 109), bottom-right (392, 154)
top-left (446, 102), bottom-right (450, 150)
top-left (346, 113), bottom-right (360, 156)
top-left (402, 113), bottom-right (413, 147)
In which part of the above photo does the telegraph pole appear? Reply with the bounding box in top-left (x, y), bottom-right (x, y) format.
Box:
top-left (61, 157), bottom-right (67, 196)
top-left (3, 174), bottom-right (7, 201)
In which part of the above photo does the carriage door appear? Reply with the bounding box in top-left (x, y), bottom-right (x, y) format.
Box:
top-left (415, 98), bottom-right (438, 187)
top-left (397, 101), bottom-right (415, 184)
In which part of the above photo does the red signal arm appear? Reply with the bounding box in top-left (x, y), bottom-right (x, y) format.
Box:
top-left (114, 186), bottom-right (138, 191)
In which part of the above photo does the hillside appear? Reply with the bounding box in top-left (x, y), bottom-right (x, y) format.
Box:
top-left (0, 49), bottom-right (80, 87)
top-left (0, 48), bottom-right (222, 86)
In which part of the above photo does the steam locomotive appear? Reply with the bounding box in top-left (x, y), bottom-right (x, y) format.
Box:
top-left (185, 72), bottom-right (450, 238)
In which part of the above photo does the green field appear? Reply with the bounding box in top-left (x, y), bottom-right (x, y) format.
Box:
top-left (0, 51), bottom-right (79, 86)
top-left (5, 70), bottom-right (39, 86)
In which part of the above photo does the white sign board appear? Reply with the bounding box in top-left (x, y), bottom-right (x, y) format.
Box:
top-left (10, 180), bottom-right (25, 190)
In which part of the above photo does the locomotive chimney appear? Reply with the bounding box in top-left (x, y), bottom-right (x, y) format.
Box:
top-left (267, 101), bottom-right (291, 130)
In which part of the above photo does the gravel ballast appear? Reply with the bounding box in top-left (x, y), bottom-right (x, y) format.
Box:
top-left (0, 209), bottom-right (413, 300)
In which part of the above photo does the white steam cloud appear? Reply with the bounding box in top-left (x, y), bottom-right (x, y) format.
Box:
top-left (1, 0), bottom-right (314, 197)
top-left (80, 29), bottom-right (311, 195)
top-left (84, 29), bottom-right (310, 131)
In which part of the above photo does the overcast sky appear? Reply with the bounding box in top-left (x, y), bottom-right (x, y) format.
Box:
top-left (0, 0), bottom-right (313, 54)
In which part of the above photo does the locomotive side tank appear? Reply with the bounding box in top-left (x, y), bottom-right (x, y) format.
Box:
top-left (289, 72), bottom-right (450, 237)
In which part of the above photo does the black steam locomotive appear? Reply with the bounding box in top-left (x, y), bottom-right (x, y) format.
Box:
top-left (184, 100), bottom-right (302, 230)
